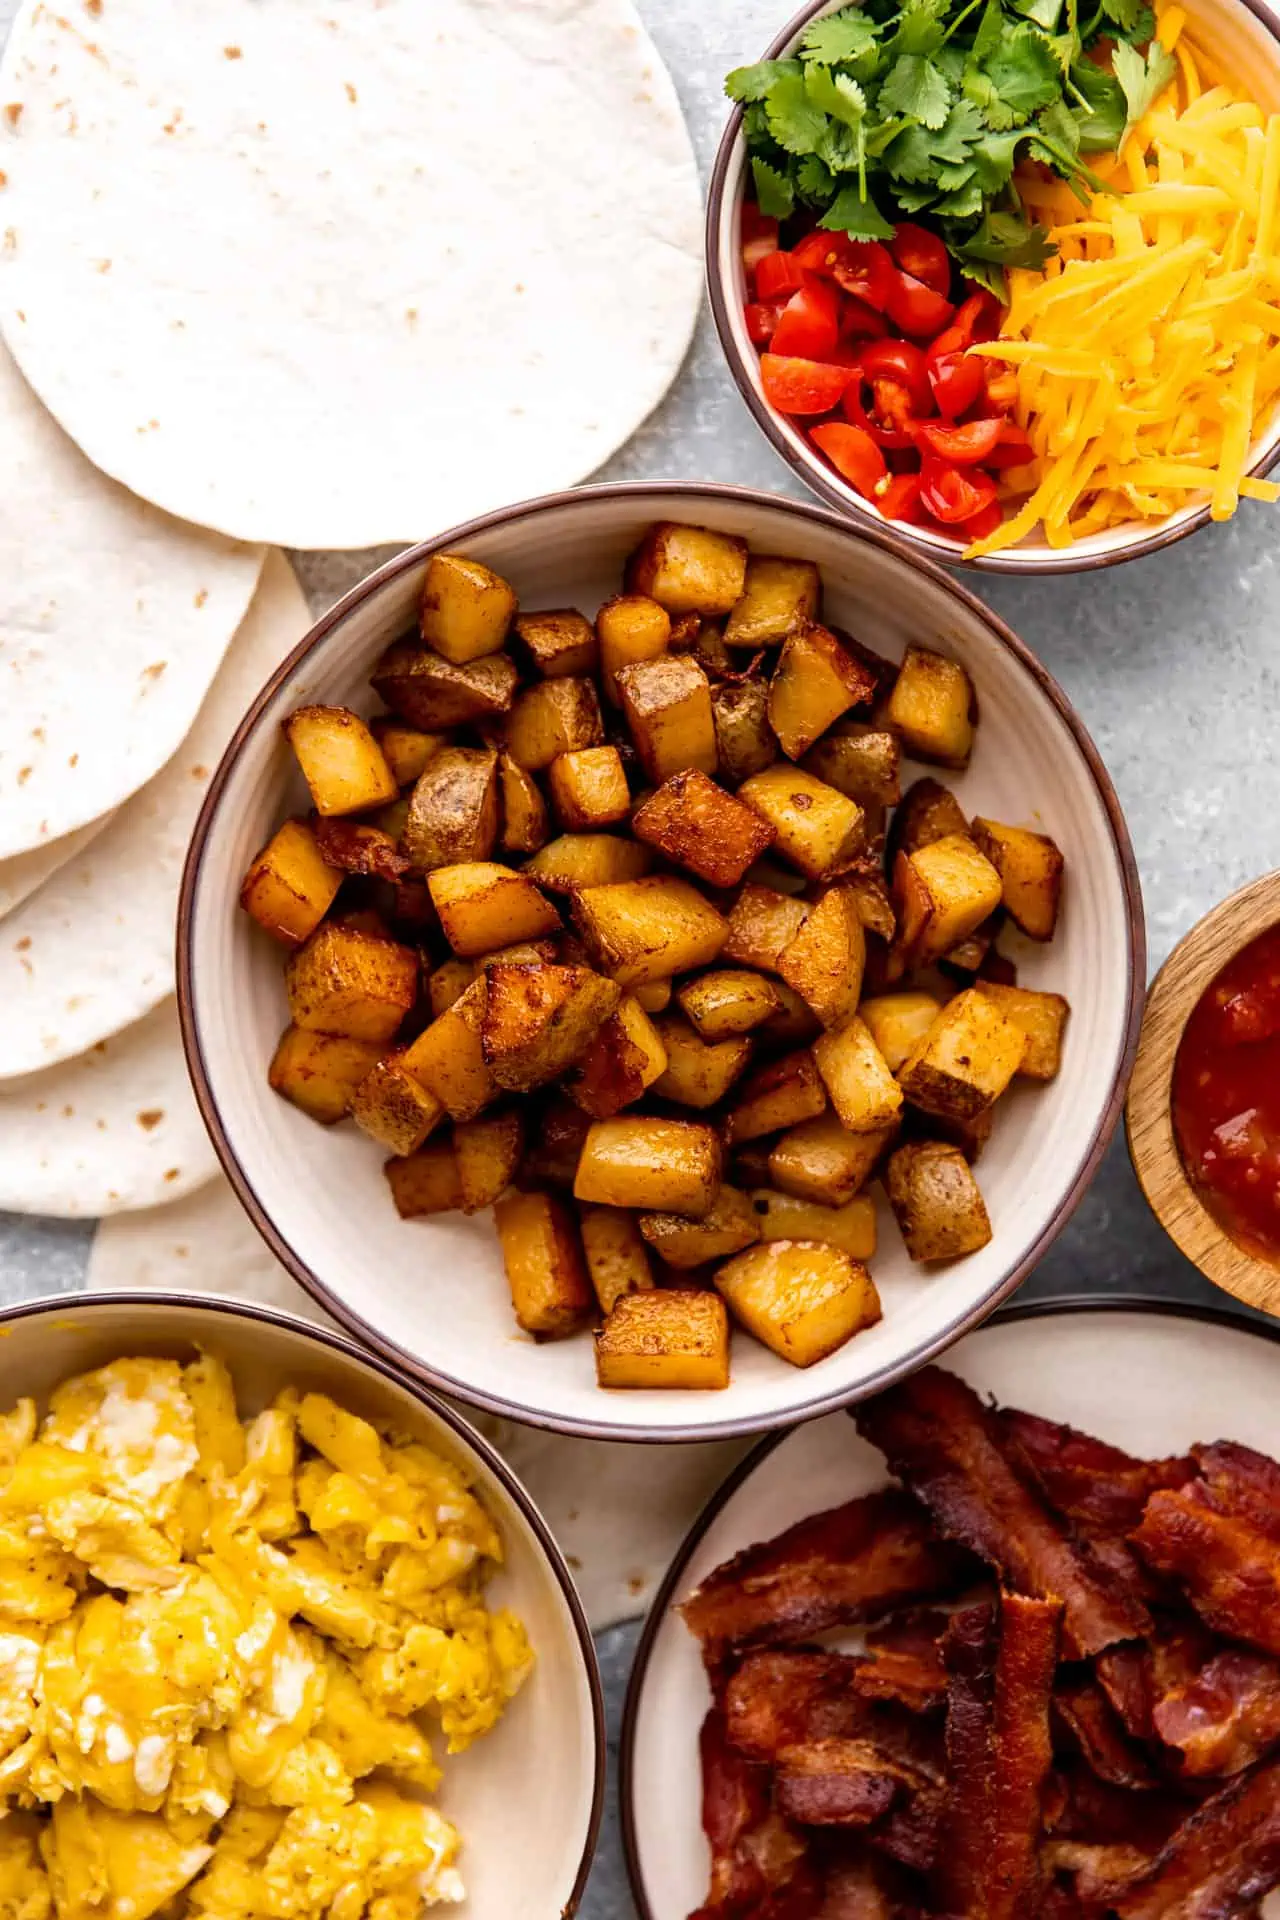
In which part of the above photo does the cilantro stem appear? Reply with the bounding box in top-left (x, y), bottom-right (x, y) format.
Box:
top-left (940, 0), bottom-right (986, 46)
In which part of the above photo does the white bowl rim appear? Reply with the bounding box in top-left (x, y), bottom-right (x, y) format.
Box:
top-left (177, 478), bottom-right (1146, 1443)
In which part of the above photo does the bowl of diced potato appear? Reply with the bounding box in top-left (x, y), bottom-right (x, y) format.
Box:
top-left (180, 483), bottom-right (1144, 1439)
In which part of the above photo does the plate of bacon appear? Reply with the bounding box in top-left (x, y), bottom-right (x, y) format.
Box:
top-left (621, 1299), bottom-right (1280, 1920)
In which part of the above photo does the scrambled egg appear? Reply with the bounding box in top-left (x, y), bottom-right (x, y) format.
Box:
top-left (0, 1357), bottom-right (532, 1920)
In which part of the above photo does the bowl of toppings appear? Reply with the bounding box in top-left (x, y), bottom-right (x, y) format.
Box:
top-left (707, 0), bottom-right (1280, 569)
top-left (0, 1292), bottom-right (603, 1920)
top-left (1128, 869), bottom-right (1280, 1318)
top-left (180, 483), bottom-right (1142, 1440)
top-left (622, 1299), bottom-right (1280, 1919)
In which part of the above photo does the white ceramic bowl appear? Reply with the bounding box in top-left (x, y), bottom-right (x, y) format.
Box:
top-left (0, 1293), bottom-right (603, 1917)
top-left (180, 482), bottom-right (1143, 1441)
top-left (705, 0), bottom-right (1280, 573)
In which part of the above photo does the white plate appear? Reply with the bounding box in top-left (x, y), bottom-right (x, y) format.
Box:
top-left (620, 1300), bottom-right (1280, 1920)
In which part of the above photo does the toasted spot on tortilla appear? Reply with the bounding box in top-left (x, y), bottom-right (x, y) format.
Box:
top-left (85, 0), bottom-right (103, 15)
top-left (136, 1109), bottom-right (163, 1131)
top-left (191, 764), bottom-right (208, 780)
top-left (224, 46), bottom-right (242, 59)
top-left (193, 588), bottom-right (207, 607)
top-left (344, 82), bottom-right (357, 103)
top-left (15, 939), bottom-right (31, 952)
top-left (141, 662), bottom-right (167, 681)
top-left (68, 755), bottom-right (78, 768)
top-left (0, 173), bottom-right (8, 190)
top-left (164, 1168), bottom-right (179, 1182)
top-left (17, 768), bottom-right (31, 786)
top-left (3, 104), bottom-right (23, 128)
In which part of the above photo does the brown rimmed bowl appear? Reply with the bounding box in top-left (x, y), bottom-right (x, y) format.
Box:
top-left (704, 0), bottom-right (1280, 574)
top-left (0, 1292), bottom-right (604, 1916)
top-left (1127, 869), bottom-right (1280, 1316)
top-left (179, 480), bottom-right (1144, 1442)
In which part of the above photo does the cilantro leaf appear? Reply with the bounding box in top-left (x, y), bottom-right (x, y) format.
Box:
top-left (764, 71), bottom-right (832, 155)
top-left (969, 125), bottom-right (1023, 189)
top-left (929, 98), bottom-right (984, 161)
top-left (804, 65), bottom-right (868, 129)
top-left (1112, 38), bottom-right (1177, 135)
top-left (883, 122), bottom-right (939, 183)
top-left (935, 177), bottom-right (986, 216)
top-left (1013, 0), bottom-right (1063, 25)
top-left (799, 6), bottom-right (880, 63)
top-left (726, 59), bottom-right (800, 104)
top-left (878, 53), bottom-right (953, 129)
top-left (1098, 0), bottom-right (1156, 36)
top-left (819, 184), bottom-right (897, 238)
top-left (957, 207), bottom-right (1056, 267)
top-left (751, 157), bottom-right (796, 218)
top-left (894, 181), bottom-right (946, 211)
top-left (958, 257), bottom-right (1012, 300)
top-left (934, 160), bottom-right (976, 190)
top-left (971, 0), bottom-right (1007, 63)
top-left (963, 66), bottom-right (1021, 129)
top-left (982, 23), bottom-right (1064, 117)
top-left (886, 0), bottom-right (950, 57)
top-left (1070, 59), bottom-right (1126, 150)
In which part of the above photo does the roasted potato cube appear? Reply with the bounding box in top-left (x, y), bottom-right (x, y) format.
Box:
top-left (524, 832), bottom-right (653, 894)
top-left (240, 819), bottom-right (343, 947)
top-left (596, 594), bottom-right (672, 704)
top-left (903, 834), bottom-right (1004, 966)
top-left (652, 1016), bottom-right (754, 1109)
top-left (371, 793), bottom-right (412, 842)
top-left (722, 885), bottom-right (810, 974)
top-left (940, 929), bottom-right (994, 976)
top-left (427, 958), bottom-right (475, 1018)
top-left (579, 1205), bottom-right (655, 1314)
top-left (401, 978), bottom-right (495, 1121)
top-left (502, 677), bottom-right (603, 771)
top-left (514, 608), bottom-right (598, 679)
top-left (672, 615), bottom-right (734, 682)
top-left (906, 1102), bottom-right (996, 1163)
top-left (889, 850), bottom-right (934, 971)
top-left (677, 969), bottom-right (780, 1040)
top-left (493, 1191), bottom-right (594, 1338)
top-left (385, 1141), bottom-right (464, 1217)
top-left (886, 645), bottom-right (974, 769)
top-left (401, 747), bottom-right (499, 872)
top-left (886, 1142), bottom-right (992, 1261)
top-left (727, 1049), bottom-right (828, 1143)
top-left (547, 746), bottom-right (631, 829)
top-left (777, 886), bottom-right (866, 1030)
top-left (515, 1095), bottom-right (593, 1191)
top-left (566, 994), bottom-right (668, 1119)
top-left (371, 643), bottom-right (517, 729)
top-left (498, 754), bottom-right (550, 856)
top-left (768, 1113), bottom-right (893, 1206)
top-left (768, 625), bottom-right (877, 761)
top-left (284, 706), bottom-right (398, 817)
top-left (859, 992), bottom-right (944, 1073)
top-left (268, 1026), bottom-right (383, 1125)
top-left (573, 876), bottom-right (727, 988)
top-left (639, 1187), bottom-right (760, 1268)
top-left (454, 1110), bottom-right (524, 1213)
top-left (845, 873), bottom-right (896, 944)
top-left (617, 655), bottom-right (717, 784)
top-left (311, 819), bottom-right (409, 883)
top-left (632, 769), bottom-right (773, 889)
top-left (595, 1290), bottom-right (730, 1391)
top-left (712, 681), bottom-right (778, 785)
top-left (625, 521), bottom-right (748, 617)
top-left (426, 862), bottom-right (560, 957)
top-left (723, 554), bottom-right (821, 649)
top-left (349, 1053), bottom-right (445, 1156)
top-left (971, 983), bottom-right (1069, 1081)
top-left (475, 940), bottom-right (559, 970)
top-left (760, 981), bottom-right (823, 1047)
top-left (633, 979), bottom-right (673, 1014)
top-left (813, 1016), bottom-right (904, 1133)
top-left (715, 1241), bottom-right (881, 1367)
top-left (480, 962), bottom-right (620, 1091)
top-left (285, 924), bottom-right (418, 1043)
top-left (970, 818), bottom-right (1065, 941)
top-left (889, 778), bottom-right (970, 865)
top-left (802, 724), bottom-right (902, 808)
top-left (369, 719), bottom-right (444, 789)
top-left (418, 552), bottom-right (516, 663)
top-left (750, 1190), bottom-right (877, 1260)
top-left (897, 987), bottom-right (1027, 1120)
top-left (574, 1116), bottom-right (723, 1218)
top-left (738, 767), bottom-right (865, 880)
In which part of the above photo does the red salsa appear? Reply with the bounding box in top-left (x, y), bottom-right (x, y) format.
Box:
top-left (1172, 924), bottom-right (1280, 1264)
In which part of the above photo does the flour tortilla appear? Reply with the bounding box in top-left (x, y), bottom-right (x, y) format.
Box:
top-left (0, 812), bottom-right (115, 920)
top-left (0, 0), bottom-right (702, 550)
top-left (0, 552), bottom-right (311, 1078)
top-left (0, 997), bottom-right (217, 1216)
top-left (0, 344), bottom-right (264, 861)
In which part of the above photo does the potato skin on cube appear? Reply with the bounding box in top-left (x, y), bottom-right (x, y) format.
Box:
top-left (885, 1141), bottom-right (992, 1261)
top-left (897, 987), bottom-right (1027, 1121)
top-left (727, 1048), bottom-right (828, 1143)
top-left (886, 645), bottom-right (974, 769)
top-left (596, 594), bottom-right (672, 704)
top-left (371, 643), bottom-right (518, 729)
top-left (514, 608), bottom-right (598, 679)
top-left (889, 778), bottom-right (969, 862)
top-left (524, 832), bottom-right (653, 894)
top-left (738, 766), bottom-right (865, 880)
top-left (973, 982), bottom-right (1069, 1081)
top-left (715, 1240), bottom-right (881, 1368)
top-left (573, 876), bottom-right (727, 988)
top-left (803, 724), bottom-right (902, 809)
top-left (574, 1115), bottom-right (723, 1218)
top-left (639, 1186), bottom-right (761, 1270)
top-left (548, 746), bottom-right (631, 829)
top-left (767, 625), bottom-right (877, 761)
top-left (502, 677), bottom-right (603, 771)
top-left (813, 1016), bottom-right (904, 1133)
top-left (427, 957), bottom-right (475, 1018)
top-left (480, 962), bottom-right (620, 1092)
top-left (454, 1111), bottom-right (524, 1213)
top-left (768, 1113), bottom-right (893, 1207)
top-left (401, 746), bottom-right (499, 872)
top-left (401, 977), bottom-right (495, 1121)
top-left (284, 706), bottom-right (399, 817)
top-left (750, 1189), bottom-right (877, 1260)
top-left (970, 817), bottom-right (1065, 941)
top-left (498, 753), bottom-right (549, 855)
top-left (625, 521), bottom-right (749, 617)
top-left (677, 969), bottom-right (780, 1041)
top-left (566, 995), bottom-right (668, 1119)
top-left (493, 1191), bottom-right (594, 1338)
top-left (617, 655), bottom-right (718, 785)
top-left (632, 769), bottom-right (773, 889)
top-left (349, 1053), bottom-right (445, 1156)
top-left (579, 1205), bottom-right (655, 1314)
top-left (713, 681), bottom-right (778, 785)
top-left (724, 554), bottom-right (821, 649)
top-left (384, 1140), bottom-right (464, 1217)
top-left (859, 992), bottom-right (944, 1073)
top-left (239, 819), bottom-right (343, 947)
top-left (268, 1026), bottom-right (383, 1125)
top-left (595, 1290), bottom-right (730, 1391)
top-left (310, 819), bottom-right (408, 883)
top-left (285, 923), bottom-right (418, 1043)
top-left (419, 552), bottom-right (517, 664)
top-left (723, 884), bottom-right (809, 974)
top-left (777, 886), bottom-right (866, 1029)
top-left (651, 1016), bottom-right (753, 1110)
top-left (426, 862), bottom-right (560, 957)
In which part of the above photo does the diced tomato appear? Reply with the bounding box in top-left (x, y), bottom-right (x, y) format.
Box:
top-left (809, 423), bottom-right (887, 497)
top-left (741, 205), bottom-right (779, 281)
top-left (843, 379), bottom-right (917, 451)
top-left (873, 472), bottom-right (923, 523)
top-left (918, 457), bottom-right (999, 526)
top-left (928, 350), bottom-right (985, 419)
top-left (958, 498), bottom-right (1004, 540)
top-left (760, 354), bottom-right (850, 416)
top-left (755, 250), bottom-right (811, 300)
top-left (793, 234), bottom-right (897, 312)
top-left (841, 296), bottom-right (889, 341)
top-left (771, 282), bottom-right (842, 361)
top-left (884, 270), bottom-right (955, 338)
top-left (744, 300), bottom-right (786, 346)
top-left (890, 223), bottom-right (951, 298)
top-left (858, 339), bottom-right (931, 411)
top-left (953, 289), bottom-right (1002, 345)
top-left (985, 427), bottom-right (1035, 470)
top-left (984, 369), bottom-right (1020, 413)
top-left (915, 417), bottom-right (1004, 465)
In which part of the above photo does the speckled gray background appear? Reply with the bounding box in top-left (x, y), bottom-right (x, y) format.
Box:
top-left (1, 0), bottom-right (1278, 1912)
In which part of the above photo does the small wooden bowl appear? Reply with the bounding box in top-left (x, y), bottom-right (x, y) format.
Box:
top-left (1127, 869), bottom-right (1280, 1315)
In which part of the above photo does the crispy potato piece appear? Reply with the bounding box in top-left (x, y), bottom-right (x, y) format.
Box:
top-left (632, 979), bottom-right (673, 1014)
top-left (803, 724), bottom-right (902, 808)
top-left (728, 1049), bottom-right (828, 1143)
top-left (596, 594), bottom-right (672, 704)
top-left (768, 1113), bottom-right (893, 1206)
top-left (970, 818), bottom-right (1065, 941)
top-left (885, 1141), bottom-right (992, 1261)
top-left (579, 1205), bottom-right (655, 1314)
top-left (498, 753), bottom-right (550, 856)
top-left (859, 992), bottom-right (944, 1074)
top-left (567, 995), bottom-right (668, 1119)
top-left (677, 970), bottom-right (780, 1040)
top-left (632, 770), bottom-right (773, 889)
top-left (750, 1190), bottom-right (877, 1260)
top-left (502, 677), bottom-right (604, 771)
top-left (385, 1141), bottom-right (464, 1217)
top-left (574, 1116), bottom-right (724, 1218)
top-left (573, 876), bottom-right (727, 988)
top-left (240, 819), bottom-right (343, 947)
top-left (845, 873), bottom-right (896, 944)
top-left (475, 940), bottom-right (560, 970)
top-left (890, 850), bottom-right (934, 972)
top-left (547, 746), bottom-right (631, 829)
top-left (738, 767), bottom-right (865, 880)
top-left (427, 958), bottom-right (475, 1018)
top-left (896, 834), bottom-right (1003, 966)
top-left (418, 552), bottom-right (516, 663)
top-left (349, 1053), bottom-right (445, 1156)
top-left (639, 1187), bottom-right (760, 1268)
top-left (723, 554), bottom-right (821, 649)
top-left (454, 1111), bottom-right (524, 1213)
top-left (371, 643), bottom-right (518, 729)
top-left (514, 608), bottom-right (598, 679)
top-left (284, 706), bottom-right (398, 817)
top-left (268, 1026), bottom-right (383, 1125)
top-left (401, 747), bottom-right (499, 872)
top-left (285, 924), bottom-right (418, 1043)
top-left (715, 1241), bottom-right (881, 1367)
top-left (712, 681), bottom-right (778, 786)
top-left (370, 793), bottom-right (412, 842)
top-left (938, 928), bottom-right (994, 976)
top-left (617, 655), bottom-right (717, 784)
top-left (311, 819), bottom-right (408, 883)
top-left (777, 886), bottom-right (867, 1029)
top-left (426, 862), bottom-right (560, 957)
top-left (897, 987), bottom-right (1027, 1120)
top-left (480, 962), bottom-right (620, 1091)
top-left (888, 777), bottom-right (970, 864)
top-left (524, 833), bottom-right (653, 894)
top-left (906, 1103), bottom-right (995, 1163)
top-left (760, 981), bottom-right (823, 1047)
top-left (595, 1290), bottom-right (730, 1390)
top-left (886, 645), bottom-right (974, 769)
top-left (768, 626), bottom-right (877, 761)
top-left (401, 978), bottom-right (495, 1121)
top-left (493, 1191), bottom-right (594, 1338)
top-left (722, 884), bottom-right (810, 974)
top-left (813, 1016), bottom-right (904, 1133)
top-left (515, 1095), bottom-right (593, 1191)
top-left (369, 719), bottom-right (444, 789)
top-left (971, 983), bottom-right (1069, 1081)
top-left (625, 522), bottom-right (749, 616)
top-left (652, 1016), bottom-right (754, 1109)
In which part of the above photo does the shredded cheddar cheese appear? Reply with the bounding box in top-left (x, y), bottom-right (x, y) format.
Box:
top-left (966, 18), bottom-right (1280, 559)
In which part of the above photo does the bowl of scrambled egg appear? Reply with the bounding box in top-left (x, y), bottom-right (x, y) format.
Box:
top-left (0, 1293), bottom-right (603, 1920)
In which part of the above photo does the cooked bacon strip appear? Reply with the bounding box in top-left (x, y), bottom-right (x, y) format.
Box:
top-left (774, 1738), bottom-right (927, 1830)
top-left (1053, 1675), bottom-right (1159, 1790)
top-left (855, 1610), bottom-right (949, 1714)
top-left (988, 1593), bottom-right (1062, 1920)
top-left (1097, 1625), bottom-right (1214, 1743)
top-left (1046, 1762), bottom-right (1189, 1855)
top-left (1153, 1647), bottom-right (1280, 1779)
top-left (1111, 1753), bottom-right (1280, 1919)
top-left (856, 1368), bottom-right (1150, 1656)
top-left (865, 1782), bottom-right (944, 1874)
top-left (681, 1488), bottom-right (969, 1660)
top-left (935, 1602), bottom-right (997, 1916)
top-left (1132, 1482), bottom-right (1280, 1657)
top-left (813, 1848), bottom-right (906, 1920)
top-left (725, 1651), bottom-right (868, 1761)
top-left (1002, 1408), bottom-right (1195, 1537)
top-left (695, 1706), bottom-right (817, 1917)
top-left (1043, 1839), bottom-right (1156, 1904)
top-left (311, 817), bottom-right (409, 881)
top-left (1194, 1441), bottom-right (1280, 1544)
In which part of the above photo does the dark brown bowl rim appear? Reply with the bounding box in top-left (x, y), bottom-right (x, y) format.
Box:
top-left (0, 1288), bottom-right (606, 1918)
top-left (703, 0), bottom-right (1280, 576)
top-left (178, 478), bottom-right (1146, 1444)
top-left (617, 1291), bottom-right (1280, 1920)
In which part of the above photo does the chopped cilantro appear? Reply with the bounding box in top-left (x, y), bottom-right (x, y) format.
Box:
top-left (1112, 38), bottom-right (1178, 137)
